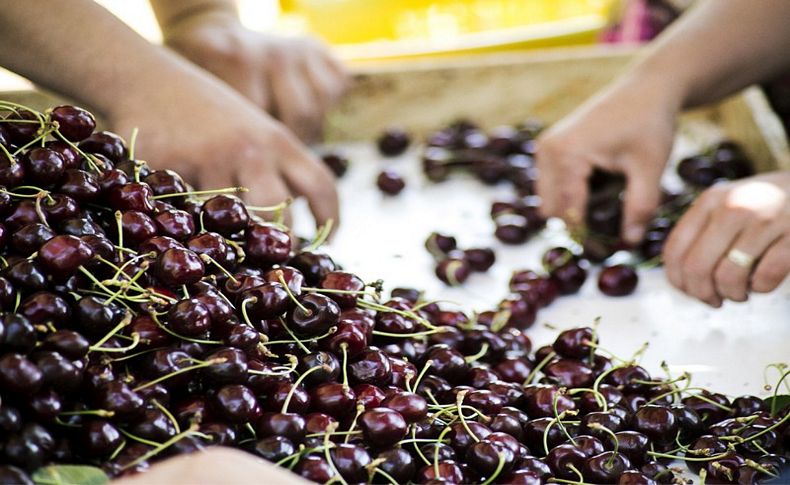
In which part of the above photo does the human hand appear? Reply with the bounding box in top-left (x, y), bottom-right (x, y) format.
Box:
top-left (162, 9), bottom-right (348, 143)
top-left (535, 77), bottom-right (681, 245)
top-left (113, 447), bottom-right (308, 485)
top-left (107, 68), bottom-right (339, 229)
top-left (663, 171), bottom-right (790, 307)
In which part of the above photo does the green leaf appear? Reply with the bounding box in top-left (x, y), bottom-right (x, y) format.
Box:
top-left (765, 394), bottom-right (790, 416)
top-left (32, 465), bottom-right (109, 485)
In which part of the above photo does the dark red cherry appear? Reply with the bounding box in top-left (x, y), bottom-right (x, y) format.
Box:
top-left (38, 234), bottom-right (94, 277)
top-left (416, 461), bottom-right (465, 484)
top-left (155, 247), bottom-right (205, 287)
top-left (50, 105), bottom-right (96, 141)
top-left (289, 251), bottom-right (336, 285)
top-left (202, 195), bottom-right (249, 235)
top-left (20, 291), bottom-right (71, 325)
top-left (143, 169), bottom-right (186, 198)
top-left (42, 194), bottom-right (80, 222)
top-left (5, 259), bottom-right (47, 291)
top-left (349, 347), bottom-right (392, 386)
top-left (4, 109), bottom-right (40, 145)
top-left (81, 419), bottom-right (122, 458)
top-left (605, 365), bottom-right (652, 393)
top-left (154, 209), bottom-right (195, 241)
top-left (553, 326), bottom-right (597, 359)
top-left (288, 293), bottom-right (340, 337)
top-left (253, 436), bottom-right (294, 463)
top-left (447, 421), bottom-right (492, 455)
top-left (58, 169), bottom-right (100, 202)
top-left (633, 405), bottom-right (679, 444)
top-left (94, 381), bottom-right (145, 422)
top-left (377, 169), bottom-right (406, 195)
top-left (74, 295), bottom-right (124, 337)
top-left (245, 223), bottom-right (291, 264)
top-left (11, 222), bottom-right (55, 256)
top-left (213, 384), bottom-right (261, 423)
top-left (256, 412), bottom-right (306, 443)
top-left (551, 261), bottom-right (588, 294)
top-left (494, 213), bottom-right (532, 244)
top-left (121, 210), bottom-right (158, 245)
top-left (376, 448), bottom-right (416, 483)
top-left (681, 391), bottom-right (732, 424)
top-left (464, 248), bottom-right (496, 272)
top-left (321, 152), bottom-right (349, 177)
top-left (320, 271), bottom-right (365, 309)
top-left (598, 264), bottom-right (639, 296)
top-left (330, 444), bottom-right (371, 483)
top-left (580, 411), bottom-right (626, 441)
top-left (544, 358), bottom-right (594, 388)
top-left (109, 182), bottom-right (155, 213)
top-left (381, 391), bottom-right (428, 423)
top-left (435, 258), bottom-right (471, 286)
top-left (583, 451), bottom-right (632, 483)
top-left (0, 353), bottom-right (43, 395)
top-left (523, 384), bottom-right (575, 418)
top-left (425, 232), bottom-right (457, 258)
top-left (167, 298), bottom-right (211, 336)
top-left (23, 147), bottom-right (65, 187)
top-left (310, 382), bottom-right (356, 418)
top-left (359, 407), bottom-right (408, 447)
top-left (465, 440), bottom-right (516, 478)
top-left (546, 443), bottom-right (587, 480)
top-left (295, 455), bottom-right (334, 483)
top-left (377, 127), bottom-right (411, 156)
top-left (79, 130), bottom-right (128, 163)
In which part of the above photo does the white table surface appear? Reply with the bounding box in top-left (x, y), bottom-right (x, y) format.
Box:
top-left (292, 140), bottom-right (790, 400)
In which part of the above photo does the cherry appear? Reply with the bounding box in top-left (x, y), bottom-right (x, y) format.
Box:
top-left (359, 407), bottom-right (408, 447)
top-left (250, 436), bottom-right (293, 463)
top-left (447, 421), bottom-right (492, 455)
top-left (310, 382), bottom-right (356, 418)
top-left (632, 405), bottom-right (679, 444)
top-left (23, 147), bottom-right (65, 187)
top-left (0, 353), bottom-right (43, 395)
top-left (376, 447), bottom-right (416, 483)
top-left (120, 210), bottom-right (158, 245)
top-left (544, 358), bottom-right (594, 388)
top-left (498, 294), bottom-right (537, 330)
top-left (201, 195), bottom-right (249, 235)
top-left (382, 391), bottom-right (428, 423)
top-left (4, 109), bottom-right (40, 145)
top-left (583, 451), bottom-right (632, 483)
top-left (376, 169), bottom-right (406, 195)
top-left (288, 293), bottom-right (340, 337)
top-left (58, 169), bottom-right (101, 202)
top-left (599, 264), bottom-right (639, 296)
top-left (552, 326), bottom-right (596, 359)
top-left (128, 409), bottom-right (178, 443)
top-left (494, 214), bottom-right (532, 244)
top-left (289, 251), bottom-right (337, 285)
top-left (321, 152), bottom-right (349, 177)
top-left (546, 443), bottom-right (587, 480)
top-left (682, 391), bottom-right (732, 424)
top-left (330, 444), bottom-right (372, 482)
top-left (295, 455), bottom-right (334, 483)
top-left (245, 223), bottom-right (291, 264)
top-left (50, 105), bottom-right (96, 141)
top-left (435, 258), bottom-right (471, 286)
top-left (81, 419), bottom-right (123, 458)
top-left (466, 440), bottom-right (516, 478)
top-left (187, 232), bottom-right (233, 269)
top-left (581, 411), bottom-right (626, 441)
top-left (425, 232), bottom-right (458, 258)
top-left (464, 248), bottom-right (496, 272)
top-left (5, 259), bottom-right (47, 291)
top-left (37, 234), bottom-right (94, 278)
top-left (74, 295), bottom-right (124, 336)
top-left (240, 282), bottom-right (290, 321)
top-left (167, 298), bottom-right (212, 336)
top-left (136, 170), bottom-right (183, 201)
top-left (257, 412), bottom-right (306, 443)
top-left (349, 347), bottom-right (391, 386)
top-left (605, 365), bottom-right (652, 393)
top-left (94, 381), bottom-right (145, 422)
top-left (377, 127), bottom-right (411, 156)
top-left (20, 291), bottom-right (71, 325)
top-left (213, 384), bottom-right (261, 423)
top-left (153, 209), bottom-right (195, 241)
top-left (59, 216), bottom-right (104, 238)
top-left (732, 395), bottom-right (766, 417)
top-left (500, 470), bottom-right (543, 485)
top-left (320, 271), bottom-right (365, 309)
top-left (155, 247), bottom-right (205, 287)
top-left (10, 223), bottom-right (54, 257)
top-left (416, 461), bottom-right (466, 484)
top-left (420, 442), bottom-right (457, 463)
top-left (39, 331), bottom-right (85, 362)
top-left (640, 461), bottom-right (674, 483)
top-left (424, 345), bottom-right (469, 384)
top-left (79, 130), bottom-right (128, 163)
top-left (618, 471), bottom-right (658, 485)
top-left (297, 351), bottom-right (340, 386)
top-left (203, 347), bottom-right (247, 384)
top-left (42, 193), bottom-right (80, 223)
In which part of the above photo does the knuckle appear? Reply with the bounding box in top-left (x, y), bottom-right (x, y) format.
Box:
top-left (751, 265), bottom-right (787, 292)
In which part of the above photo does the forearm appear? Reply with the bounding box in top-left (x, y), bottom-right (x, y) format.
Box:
top-left (0, 0), bottom-right (242, 123)
top-left (149, 0), bottom-right (239, 35)
top-left (622, 0), bottom-right (790, 108)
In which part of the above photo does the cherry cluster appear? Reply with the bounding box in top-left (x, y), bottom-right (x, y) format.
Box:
top-left (0, 102), bottom-right (785, 485)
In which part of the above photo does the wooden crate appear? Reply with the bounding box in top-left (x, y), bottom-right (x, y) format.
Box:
top-left (329, 46), bottom-right (790, 173)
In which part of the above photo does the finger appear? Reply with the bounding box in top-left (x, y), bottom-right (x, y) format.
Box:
top-left (533, 145), bottom-right (591, 227)
top-left (303, 54), bottom-right (347, 111)
top-left (663, 187), bottom-right (722, 289)
top-left (677, 208), bottom-right (748, 306)
top-left (621, 160), bottom-right (664, 245)
top-left (268, 58), bottom-right (322, 143)
top-left (278, 136), bottom-right (339, 230)
top-left (238, 161), bottom-right (294, 226)
top-left (533, 141), bottom-right (558, 219)
top-left (714, 221), bottom-right (783, 302)
top-left (751, 234), bottom-right (790, 293)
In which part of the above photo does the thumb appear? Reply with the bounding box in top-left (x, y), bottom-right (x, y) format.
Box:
top-left (622, 162), bottom-right (664, 245)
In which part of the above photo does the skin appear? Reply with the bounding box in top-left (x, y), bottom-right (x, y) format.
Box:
top-left (535, 0), bottom-right (790, 306)
top-left (150, 0), bottom-right (348, 143)
top-left (0, 0), bottom-right (341, 229)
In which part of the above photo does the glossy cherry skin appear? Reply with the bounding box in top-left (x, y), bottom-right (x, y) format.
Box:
top-left (377, 127), bottom-right (410, 156)
top-left (310, 382), bottom-right (356, 418)
top-left (381, 391), bottom-right (428, 423)
top-left (377, 169), bottom-right (406, 195)
top-left (583, 451), bottom-right (632, 483)
top-left (143, 169), bottom-right (186, 198)
top-left (320, 271), bottom-right (365, 309)
top-left (38, 234), bottom-right (94, 278)
top-left (289, 251), bottom-right (337, 285)
top-left (245, 223), bottom-right (291, 264)
top-left (416, 461), bottom-right (466, 484)
top-left (256, 412), bottom-right (306, 444)
top-left (550, 261), bottom-right (588, 294)
top-left (121, 210), bottom-right (158, 245)
top-left (435, 258), bottom-right (471, 286)
top-left (330, 444), bottom-right (372, 483)
top-left (376, 447), bottom-right (416, 483)
top-left (546, 443), bottom-right (587, 480)
top-left (213, 384), bottom-right (261, 423)
top-left (544, 358), bottom-right (594, 388)
top-left (11, 223), bottom-right (56, 256)
top-left (598, 264), bottom-right (639, 296)
top-left (447, 421), bottom-right (492, 455)
top-left (349, 347), bottom-right (391, 386)
top-left (201, 195), bottom-right (249, 235)
top-left (155, 248), bottom-right (205, 287)
top-left (50, 105), bottom-right (95, 141)
top-left (94, 381), bottom-right (145, 422)
top-left (465, 440), bottom-right (516, 479)
top-left (23, 147), bottom-right (65, 187)
top-left (632, 405), bottom-right (679, 444)
top-left (359, 407), bottom-right (408, 447)
top-left (288, 293), bottom-right (340, 337)
top-left (167, 298), bottom-right (212, 336)
top-left (79, 130), bottom-right (128, 163)
top-left (295, 455), bottom-right (334, 483)
top-left (523, 384), bottom-right (575, 418)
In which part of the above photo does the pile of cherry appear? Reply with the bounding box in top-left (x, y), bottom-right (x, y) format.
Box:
top-left (0, 102), bottom-right (786, 485)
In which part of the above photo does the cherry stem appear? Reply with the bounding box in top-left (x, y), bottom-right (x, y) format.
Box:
top-left (119, 428), bottom-right (161, 448)
top-left (721, 410), bottom-right (790, 445)
top-left (263, 326), bottom-right (337, 346)
top-left (278, 274), bottom-right (309, 314)
top-left (524, 350), bottom-right (557, 386)
top-left (134, 358), bottom-right (226, 392)
top-left (371, 327), bottom-right (449, 339)
top-left (455, 390), bottom-right (479, 443)
top-left (322, 422), bottom-right (348, 485)
top-left (646, 449), bottom-right (734, 462)
top-left (109, 438), bottom-right (127, 462)
top-left (344, 402), bottom-right (365, 444)
top-left (411, 360), bottom-right (433, 394)
top-left (302, 286), bottom-right (377, 298)
top-left (121, 424), bottom-right (201, 470)
top-left (129, 127), bottom-right (139, 161)
top-left (481, 451), bottom-right (507, 485)
top-left (152, 399), bottom-right (181, 434)
top-left (59, 409), bottom-right (115, 418)
top-left (569, 387), bottom-right (608, 412)
top-left (357, 299), bottom-right (436, 330)
top-left (371, 466), bottom-right (398, 485)
top-left (88, 312), bottom-right (132, 352)
top-left (152, 187), bottom-right (247, 200)
top-left (150, 311), bottom-right (223, 345)
top-left (768, 368), bottom-right (790, 416)
top-left (567, 464), bottom-right (586, 485)
top-left (305, 219), bottom-right (334, 252)
top-left (240, 297), bottom-right (256, 327)
top-left (434, 425), bottom-right (453, 474)
top-left (745, 459), bottom-right (779, 478)
top-left (90, 332), bottom-right (140, 353)
top-left (552, 388), bottom-right (577, 445)
top-left (278, 317), bottom-right (311, 354)
top-left (489, 308), bottom-right (511, 333)
top-left (199, 253), bottom-right (237, 284)
top-left (282, 365), bottom-right (327, 413)
top-left (464, 343), bottom-right (489, 364)
top-left (588, 423), bottom-right (619, 466)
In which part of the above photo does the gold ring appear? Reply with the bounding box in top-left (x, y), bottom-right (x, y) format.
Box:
top-left (726, 248), bottom-right (755, 268)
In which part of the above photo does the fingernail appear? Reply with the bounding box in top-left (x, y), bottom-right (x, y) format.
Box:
top-left (624, 225), bottom-right (643, 244)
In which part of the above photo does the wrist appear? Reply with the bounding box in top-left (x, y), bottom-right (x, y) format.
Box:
top-left (156, 1), bottom-right (240, 40)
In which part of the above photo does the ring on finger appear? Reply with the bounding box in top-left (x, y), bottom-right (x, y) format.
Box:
top-left (726, 248), bottom-right (755, 269)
